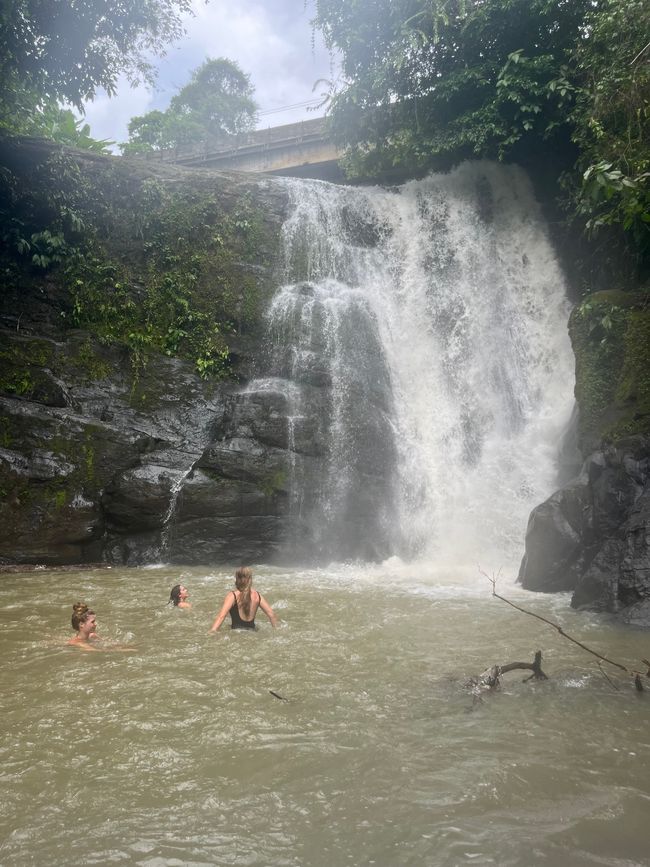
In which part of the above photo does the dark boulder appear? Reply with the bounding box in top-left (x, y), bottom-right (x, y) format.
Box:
top-left (519, 436), bottom-right (650, 624)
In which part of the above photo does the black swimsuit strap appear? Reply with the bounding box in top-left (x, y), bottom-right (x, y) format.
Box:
top-left (231, 589), bottom-right (259, 614)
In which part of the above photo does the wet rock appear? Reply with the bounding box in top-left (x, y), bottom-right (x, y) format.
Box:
top-left (174, 471), bottom-right (286, 519)
top-left (518, 474), bottom-right (594, 592)
top-left (167, 515), bottom-right (290, 564)
top-left (519, 436), bottom-right (650, 623)
top-left (27, 450), bottom-right (76, 480)
top-left (102, 465), bottom-right (177, 532)
top-left (340, 203), bottom-right (391, 248)
top-left (0, 336), bottom-right (227, 564)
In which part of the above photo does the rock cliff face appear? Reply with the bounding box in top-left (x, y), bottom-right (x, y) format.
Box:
top-left (0, 138), bottom-right (297, 565)
top-left (0, 329), bottom-right (304, 565)
top-left (519, 292), bottom-right (650, 624)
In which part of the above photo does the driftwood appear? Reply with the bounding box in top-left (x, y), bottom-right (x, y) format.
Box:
top-left (479, 567), bottom-right (650, 692)
top-left (470, 650), bottom-right (548, 692)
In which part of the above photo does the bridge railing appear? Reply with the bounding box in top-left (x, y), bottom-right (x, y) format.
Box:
top-left (146, 117), bottom-right (329, 164)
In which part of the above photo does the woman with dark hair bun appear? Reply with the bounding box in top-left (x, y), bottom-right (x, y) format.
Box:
top-left (209, 567), bottom-right (278, 632)
top-left (169, 584), bottom-right (191, 608)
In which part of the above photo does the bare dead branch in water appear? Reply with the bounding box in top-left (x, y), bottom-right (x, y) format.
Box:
top-left (597, 661), bottom-right (621, 692)
top-left (500, 650), bottom-right (549, 681)
top-left (269, 690), bottom-right (289, 702)
top-left (471, 651), bottom-right (548, 692)
top-left (479, 567), bottom-right (648, 691)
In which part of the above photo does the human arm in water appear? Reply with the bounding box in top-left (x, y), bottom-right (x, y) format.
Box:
top-left (258, 594), bottom-right (278, 627)
top-left (209, 592), bottom-right (234, 633)
top-left (66, 636), bottom-right (136, 652)
top-left (66, 636), bottom-right (102, 651)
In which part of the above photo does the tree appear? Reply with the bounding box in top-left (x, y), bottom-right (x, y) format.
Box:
top-left (170, 57), bottom-right (257, 139)
top-left (120, 107), bottom-right (205, 154)
top-left (314, 0), bottom-right (590, 171)
top-left (569, 0), bottom-right (650, 259)
top-left (0, 0), bottom-right (192, 120)
top-left (121, 58), bottom-right (258, 154)
top-left (313, 0), bottom-right (649, 265)
top-left (121, 110), bottom-right (170, 155)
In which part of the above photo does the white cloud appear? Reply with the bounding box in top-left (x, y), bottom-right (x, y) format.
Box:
top-left (82, 0), bottom-right (335, 149)
top-left (81, 79), bottom-right (155, 147)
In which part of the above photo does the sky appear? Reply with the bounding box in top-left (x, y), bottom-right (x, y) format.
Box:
top-left (82, 0), bottom-right (337, 149)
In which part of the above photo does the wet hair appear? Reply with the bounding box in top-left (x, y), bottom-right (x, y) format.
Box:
top-left (169, 584), bottom-right (182, 606)
top-left (235, 566), bottom-right (253, 618)
top-left (71, 602), bottom-right (94, 632)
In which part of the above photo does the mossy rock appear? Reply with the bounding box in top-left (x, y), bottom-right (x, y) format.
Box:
top-left (0, 138), bottom-right (286, 384)
top-left (570, 290), bottom-right (650, 449)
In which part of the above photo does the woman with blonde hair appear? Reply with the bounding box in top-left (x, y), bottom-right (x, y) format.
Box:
top-left (67, 602), bottom-right (99, 649)
top-left (66, 602), bottom-right (135, 652)
top-left (209, 567), bottom-right (278, 632)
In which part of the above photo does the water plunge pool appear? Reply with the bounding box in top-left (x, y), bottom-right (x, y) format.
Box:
top-left (1, 564), bottom-right (648, 866)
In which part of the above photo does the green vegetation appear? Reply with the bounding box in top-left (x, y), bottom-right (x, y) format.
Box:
top-left (314, 0), bottom-right (649, 272)
top-left (1, 147), bottom-right (93, 273)
top-left (570, 292), bottom-right (650, 445)
top-left (0, 1), bottom-right (191, 149)
top-left (0, 337), bottom-right (54, 400)
top-left (260, 470), bottom-right (288, 498)
top-left (51, 487), bottom-right (68, 510)
top-left (0, 143), bottom-right (277, 381)
top-left (568, 1), bottom-right (649, 257)
top-left (0, 416), bottom-right (12, 448)
top-left (0, 1), bottom-right (191, 117)
top-left (0, 369), bottom-right (34, 398)
top-left (0, 337), bottom-right (53, 369)
top-left (121, 57), bottom-right (258, 155)
top-left (72, 339), bottom-right (111, 381)
top-left (62, 176), bottom-right (271, 378)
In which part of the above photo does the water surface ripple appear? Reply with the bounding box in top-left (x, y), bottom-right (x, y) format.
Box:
top-left (1, 565), bottom-right (648, 866)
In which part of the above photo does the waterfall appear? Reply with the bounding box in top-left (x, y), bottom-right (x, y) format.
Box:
top-left (248, 162), bottom-right (575, 570)
top-left (160, 463), bottom-right (196, 556)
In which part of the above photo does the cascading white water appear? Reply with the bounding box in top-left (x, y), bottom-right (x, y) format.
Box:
top-left (249, 162), bottom-right (575, 571)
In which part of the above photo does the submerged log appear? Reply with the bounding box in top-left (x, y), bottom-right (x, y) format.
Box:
top-left (473, 650), bottom-right (548, 690)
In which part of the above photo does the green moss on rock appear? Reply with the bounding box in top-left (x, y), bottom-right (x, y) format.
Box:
top-left (0, 139), bottom-right (285, 386)
top-left (570, 290), bottom-right (650, 449)
top-left (69, 338), bottom-right (112, 381)
top-left (0, 337), bottom-right (55, 399)
top-left (260, 469), bottom-right (288, 497)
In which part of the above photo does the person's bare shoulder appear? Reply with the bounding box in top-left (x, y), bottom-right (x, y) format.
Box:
top-left (67, 639), bottom-right (100, 651)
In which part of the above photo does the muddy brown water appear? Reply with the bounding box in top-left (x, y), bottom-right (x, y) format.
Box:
top-left (1, 563), bottom-right (648, 866)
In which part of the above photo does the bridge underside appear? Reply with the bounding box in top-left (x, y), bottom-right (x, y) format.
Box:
top-left (164, 118), bottom-right (346, 182)
top-left (174, 141), bottom-right (344, 182)
top-left (264, 159), bottom-right (344, 183)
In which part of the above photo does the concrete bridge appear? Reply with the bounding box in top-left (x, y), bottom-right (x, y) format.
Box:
top-left (151, 117), bottom-right (345, 181)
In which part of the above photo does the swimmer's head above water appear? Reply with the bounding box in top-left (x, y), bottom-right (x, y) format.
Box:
top-left (67, 603), bottom-right (135, 652)
top-left (169, 584), bottom-right (191, 608)
top-left (234, 567), bottom-right (253, 591)
top-left (71, 602), bottom-right (96, 638)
